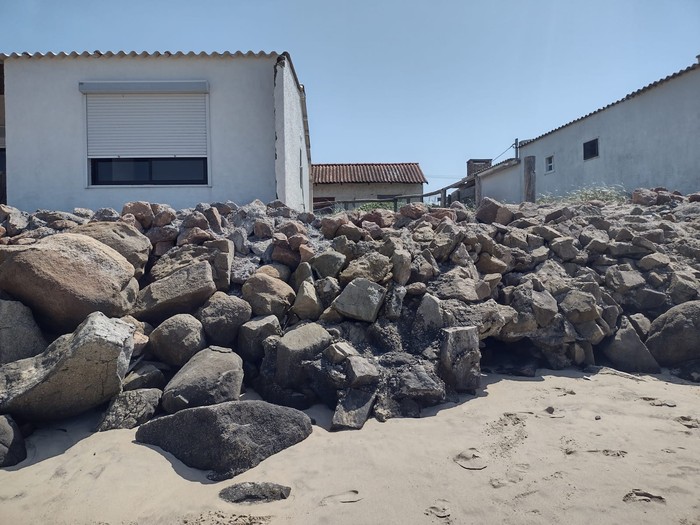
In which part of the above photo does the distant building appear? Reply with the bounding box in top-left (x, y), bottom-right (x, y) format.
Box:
top-left (0, 50), bottom-right (311, 211)
top-left (470, 56), bottom-right (700, 203)
top-left (312, 162), bottom-right (427, 209)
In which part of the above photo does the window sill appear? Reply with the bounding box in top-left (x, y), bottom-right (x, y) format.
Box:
top-left (86, 184), bottom-right (213, 189)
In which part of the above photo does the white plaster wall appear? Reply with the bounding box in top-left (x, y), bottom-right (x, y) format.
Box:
top-left (479, 68), bottom-right (700, 202)
top-left (0, 95), bottom-right (5, 148)
top-left (313, 182), bottom-right (424, 202)
top-left (4, 54), bottom-right (280, 212)
top-left (479, 167), bottom-right (523, 203)
top-left (274, 57), bottom-right (310, 211)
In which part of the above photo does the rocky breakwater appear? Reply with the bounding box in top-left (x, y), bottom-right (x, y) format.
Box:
top-left (0, 188), bottom-right (699, 477)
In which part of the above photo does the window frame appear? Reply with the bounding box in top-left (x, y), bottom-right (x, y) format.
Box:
top-left (90, 157), bottom-right (208, 186)
top-left (81, 80), bottom-right (212, 188)
top-left (544, 155), bottom-right (555, 173)
top-left (583, 138), bottom-right (599, 161)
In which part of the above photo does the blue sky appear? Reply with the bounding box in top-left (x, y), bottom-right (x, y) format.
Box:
top-left (2, 0), bottom-right (699, 194)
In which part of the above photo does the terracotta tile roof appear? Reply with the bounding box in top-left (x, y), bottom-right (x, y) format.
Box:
top-left (312, 163), bottom-right (427, 184)
top-left (520, 61), bottom-right (699, 147)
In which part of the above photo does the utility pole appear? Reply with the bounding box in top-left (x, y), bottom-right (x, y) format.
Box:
top-left (514, 138), bottom-right (519, 159)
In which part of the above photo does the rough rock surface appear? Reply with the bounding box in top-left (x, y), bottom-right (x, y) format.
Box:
top-left (0, 312), bottom-right (134, 420)
top-left (0, 414), bottom-right (26, 467)
top-left (162, 347), bottom-right (244, 413)
top-left (0, 300), bottom-right (47, 364)
top-left (149, 314), bottom-right (207, 367)
top-left (0, 234), bottom-right (138, 331)
top-left (71, 221), bottom-right (151, 278)
top-left (196, 292), bottom-right (252, 346)
top-left (96, 388), bottom-right (162, 431)
top-left (219, 482), bottom-right (291, 504)
top-left (646, 301), bottom-right (700, 367)
top-left (135, 400), bottom-right (313, 480)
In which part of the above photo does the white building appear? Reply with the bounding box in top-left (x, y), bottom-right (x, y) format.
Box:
top-left (473, 57), bottom-right (700, 203)
top-left (0, 50), bottom-right (311, 212)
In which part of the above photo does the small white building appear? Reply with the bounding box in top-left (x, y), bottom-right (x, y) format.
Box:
top-left (312, 163), bottom-right (427, 209)
top-left (474, 57), bottom-right (700, 203)
top-left (0, 50), bottom-right (312, 212)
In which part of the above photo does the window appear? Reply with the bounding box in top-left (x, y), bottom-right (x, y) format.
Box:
top-left (80, 81), bottom-right (209, 185)
top-left (583, 139), bottom-right (599, 160)
top-left (545, 155), bottom-right (554, 173)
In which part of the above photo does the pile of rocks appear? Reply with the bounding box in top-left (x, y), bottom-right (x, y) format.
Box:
top-left (1, 187), bottom-right (699, 477)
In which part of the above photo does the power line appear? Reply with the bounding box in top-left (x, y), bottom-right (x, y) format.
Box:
top-left (491, 142), bottom-right (515, 163)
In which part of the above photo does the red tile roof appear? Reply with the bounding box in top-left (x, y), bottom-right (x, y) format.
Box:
top-left (312, 163), bottom-right (427, 184)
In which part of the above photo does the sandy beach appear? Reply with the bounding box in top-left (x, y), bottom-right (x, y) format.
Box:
top-left (1, 367), bottom-right (699, 525)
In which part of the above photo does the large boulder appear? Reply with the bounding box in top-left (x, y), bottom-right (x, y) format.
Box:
top-left (71, 221), bottom-right (151, 279)
top-left (236, 315), bottom-right (283, 364)
top-left (0, 300), bottom-right (47, 364)
top-left (646, 301), bottom-right (700, 366)
top-left (332, 278), bottom-right (386, 323)
top-left (275, 323), bottom-right (333, 388)
top-left (600, 316), bottom-right (660, 373)
top-left (162, 347), bottom-right (244, 413)
top-left (196, 292), bottom-right (252, 346)
top-left (0, 414), bottom-right (26, 467)
top-left (149, 314), bottom-right (207, 367)
top-left (0, 234), bottom-right (138, 331)
top-left (132, 261), bottom-right (217, 324)
top-left (0, 312), bottom-right (134, 421)
top-left (439, 326), bottom-right (482, 392)
top-left (135, 400), bottom-right (313, 480)
top-left (242, 273), bottom-right (296, 319)
top-left (96, 388), bottom-right (162, 431)
top-left (150, 240), bottom-right (234, 292)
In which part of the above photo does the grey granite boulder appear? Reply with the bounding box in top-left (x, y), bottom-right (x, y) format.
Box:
top-left (439, 326), bottom-right (482, 392)
top-left (96, 388), bottom-right (162, 431)
top-left (135, 400), bottom-right (312, 480)
top-left (196, 292), bottom-right (252, 346)
top-left (646, 301), bottom-right (700, 366)
top-left (0, 312), bottom-right (134, 420)
top-left (149, 314), bottom-right (207, 367)
top-left (133, 261), bottom-right (217, 324)
top-left (236, 315), bottom-right (283, 364)
top-left (600, 316), bottom-right (660, 373)
top-left (275, 323), bottom-right (333, 388)
top-left (332, 278), bottom-right (386, 323)
top-left (0, 300), bottom-right (47, 364)
top-left (162, 346), bottom-right (244, 413)
top-left (242, 273), bottom-right (296, 319)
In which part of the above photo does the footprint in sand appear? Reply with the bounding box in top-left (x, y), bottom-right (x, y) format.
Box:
top-left (623, 489), bottom-right (666, 504)
top-left (586, 449), bottom-right (628, 458)
top-left (676, 416), bottom-right (700, 429)
top-left (453, 448), bottom-right (487, 470)
top-left (642, 396), bottom-right (677, 407)
top-left (319, 490), bottom-right (362, 506)
top-left (425, 499), bottom-right (451, 521)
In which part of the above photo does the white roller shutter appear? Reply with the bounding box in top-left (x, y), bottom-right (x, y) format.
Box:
top-left (86, 93), bottom-right (207, 158)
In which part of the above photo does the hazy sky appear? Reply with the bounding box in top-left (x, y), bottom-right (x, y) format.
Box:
top-left (2, 0), bottom-right (699, 193)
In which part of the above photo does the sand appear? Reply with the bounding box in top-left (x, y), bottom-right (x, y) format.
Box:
top-left (1, 368), bottom-right (699, 525)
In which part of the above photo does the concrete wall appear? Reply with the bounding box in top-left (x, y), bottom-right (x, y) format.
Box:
top-left (481, 67), bottom-right (700, 201)
top-left (313, 182), bottom-right (424, 202)
top-left (479, 167), bottom-right (523, 204)
top-left (4, 54), bottom-right (286, 212)
top-left (274, 56), bottom-right (310, 211)
top-left (0, 95), bottom-right (5, 148)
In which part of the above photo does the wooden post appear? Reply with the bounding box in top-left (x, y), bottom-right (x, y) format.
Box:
top-left (524, 156), bottom-right (536, 202)
top-left (475, 176), bottom-right (482, 205)
top-left (440, 189), bottom-right (447, 207)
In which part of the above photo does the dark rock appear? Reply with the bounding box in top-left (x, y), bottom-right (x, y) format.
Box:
top-left (219, 482), bottom-right (291, 504)
top-left (646, 301), bottom-right (700, 366)
top-left (439, 326), bottom-right (481, 392)
top-left (0, 414), bottom-right (26, 467)
top-left (331, 389), bottom-right (377, 430)
top-left (275, 323), bottom-right (332, 388)
top-left (196, 292), bottom-right (252, 347)
top-left (149, 314), bottom-right (207, 367)
top-left (96, 388), bottom-right (162, 431)
top-left (600, 316), bottom-right (660, 373)
top-left (162, 347), bottom-right (244, 413)
top-left (0, 300), bottom-right (47, 364)
top-left (135, 400), bottom-right (312, 480)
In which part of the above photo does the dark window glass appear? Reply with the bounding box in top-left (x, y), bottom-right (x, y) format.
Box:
top-left (91, 158), bottom-right (207, 185)
top-left (583, 139), bottom-right (599, 160)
